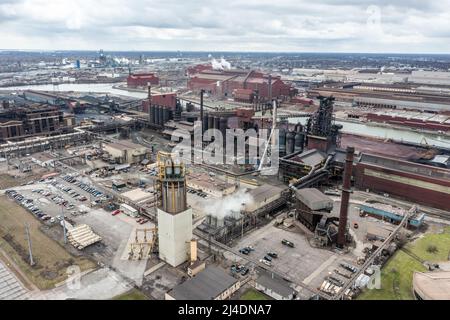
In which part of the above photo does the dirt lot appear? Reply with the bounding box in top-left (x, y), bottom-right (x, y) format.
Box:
top-left (0, 196), bottom-right (96, 290)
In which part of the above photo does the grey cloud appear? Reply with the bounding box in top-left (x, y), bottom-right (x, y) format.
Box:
top-left (0, 0), bottom-right (449, 52)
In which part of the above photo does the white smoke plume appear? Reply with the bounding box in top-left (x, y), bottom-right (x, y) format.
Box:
top-left (211, 57), bottom-right (232, 70)
top-left (202, 188), bottom-right (253, 220)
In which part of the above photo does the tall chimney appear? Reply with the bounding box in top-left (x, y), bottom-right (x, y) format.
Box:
top-left (200, 89), bottom-right (204, 132)
top-left (337, 146), bottom-right (354, 248)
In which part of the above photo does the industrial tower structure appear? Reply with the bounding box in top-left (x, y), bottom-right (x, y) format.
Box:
top-left (156, 152), bottom-right (193, 267)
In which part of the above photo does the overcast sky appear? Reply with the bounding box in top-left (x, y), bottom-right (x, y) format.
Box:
top-left (1, 0), bottom-right (450, 53)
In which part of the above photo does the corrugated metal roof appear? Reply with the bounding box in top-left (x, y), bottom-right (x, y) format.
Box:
top-left (256, 269), bottom-right (294, 298)
top-left (295, 188), bottom-right (333, 211)
top-left (168, 266), bottom-right (238, 300)
top-left (248, 184), bottom-right (285, 203)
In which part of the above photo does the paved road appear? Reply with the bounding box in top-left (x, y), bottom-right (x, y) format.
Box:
top-left (0, 261), bottom-right (29, 300)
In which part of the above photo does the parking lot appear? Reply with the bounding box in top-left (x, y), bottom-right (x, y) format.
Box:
top-left (232, 221), bottom-right (358, 291)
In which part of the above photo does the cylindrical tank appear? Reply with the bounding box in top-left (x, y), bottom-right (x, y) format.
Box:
top-left (207, 115), bottom-right (213, 130)
top-left (214, 117), bottom-right (220, 131)
top-left (279, 128), bottom-right (286, 156)
top-left (150, 105), bottom-right (156, 124)
top-left (295, 123), bottom-right (303, 133)
top-left (219, 117), bottom-right (227, 134)
top-left (149, 104), bottom-right (154, 124)
top-left (202, 115), bottom-right (209, 132)
top-left (163, 108), bottom-right (170, 124)
top-left (294, 132), bottom-right (304, 153)
top-left (158, 106), bottom-right (164, 126)
top-left (186, 102), bottom-right (195, 112)
top-left (286, 131), bottom-right (295, 155)
top-left (154, 106), bottom-right (160, 126)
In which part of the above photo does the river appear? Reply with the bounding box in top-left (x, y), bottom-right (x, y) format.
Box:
top-left (0, 82), bottom-right (148, 99)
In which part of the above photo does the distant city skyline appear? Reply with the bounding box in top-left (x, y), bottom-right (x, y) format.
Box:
top-left (1, 0), bottom-right (450, 54)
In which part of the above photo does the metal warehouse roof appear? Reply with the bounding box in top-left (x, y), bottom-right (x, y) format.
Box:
top-left (168, 266), bottom-right (239, 300)
top-left (256, 269), bottom-right (294, 299)
top-left (295, 188), bottom-right (333, 211)
top-left (248, 184), bottom-right (286, 203)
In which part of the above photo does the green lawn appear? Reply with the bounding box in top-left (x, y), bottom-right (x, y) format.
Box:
top-left (112, 289), bottom-right (149, 300)
top-left (358, 226), bottom-right (450, 300)
top-left (240, 288), bottom-right (271, 300)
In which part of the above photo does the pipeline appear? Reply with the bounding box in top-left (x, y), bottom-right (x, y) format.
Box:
top-left (289, 154), bottom-right (334, 190)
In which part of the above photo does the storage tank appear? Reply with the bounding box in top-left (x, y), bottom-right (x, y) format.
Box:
top-left (186, 102), bottom-right (195, 112)
top-left (286, 131), bottom-right (295, 155)
top-left (154, 106), bottom-right (160, 126)
top-left (149, 104), bottom-right (154, 124)
top-left (219, 117), bottom-right (227, 135)
top-left (163, 108), bottom-right (170, 124)
top-left (208, 115), bottom-right (214, 130)
top-left (294, 132), bottom-right (304, 153)
top-left (279, 128), bottom-right (286, 156)
top-left (214, 117), bottom-right (220, 130)
top-left (202, 115), bottom-right (209, 132)
top-left (158, 106), bottom-right (164, 126)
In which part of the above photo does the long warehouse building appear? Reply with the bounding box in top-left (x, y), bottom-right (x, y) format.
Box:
top-left (354, 153), bottom-right (450, 211)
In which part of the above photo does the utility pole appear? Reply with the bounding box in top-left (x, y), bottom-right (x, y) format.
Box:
top-left (61, 205), bottom-right (67, 244)
top-left (24, 223), bottom-right (35, 266)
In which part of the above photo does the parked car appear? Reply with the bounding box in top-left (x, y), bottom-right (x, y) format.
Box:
top-left (263, 255), bottom-right (273, 262)
top-left (112, 210), bottom-right (121, 216)
top-left (281, 239), bottom-right (295, 248)
top-left (259, 259), bottom-right (271, 267)
top-left (241, 267), bottom-right (250, 276)
top-left (267, 252), bottom-right (278, 259)
top-left (239, 248), bottom-right (250, 255)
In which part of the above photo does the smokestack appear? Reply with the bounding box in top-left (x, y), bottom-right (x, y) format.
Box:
top-left (200, 89), bottom-right (204, 132)
top-left (337, 146), bottom-right (354, 248)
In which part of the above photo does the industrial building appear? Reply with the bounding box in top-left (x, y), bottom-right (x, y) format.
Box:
top-left (0, 104), bottom-right (71, 141)
top-left (103, 140), bottom-right (149, 164)
top-left (255, 269), bottom-right (295, 300)
top-left (186, 172), bottom-right (236, 197)
top-left (354, 153), bottom-right (450, 211)
top-left (242, 184), bottom-right (289, 215)
top-left (187, 67), bottom-right (296, 100)
top-left (308, 83), bottom-right (450, 113)
top-left (165, 266), bottom-right (240, 300)
top-left (294, 188), bottom-right (334, 232)
top-left (366, 110), bottom-right (450, 132)
top-left (127, 73), bottom-right (159, 87)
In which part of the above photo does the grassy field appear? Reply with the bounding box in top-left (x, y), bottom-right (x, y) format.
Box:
top-left (240, 288), bottom-right (271, 300)
top-left (358, 226), bottom-right (450, 300)
top-left (0, 196), bottom-right (96, 290)
top-left (113, 289), bottom-right (149, 300)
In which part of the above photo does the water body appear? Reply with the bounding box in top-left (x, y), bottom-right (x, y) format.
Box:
top-left (288, 117), bottom-right (450, 149)
top-left (1, 83), bottom-right (148, 99)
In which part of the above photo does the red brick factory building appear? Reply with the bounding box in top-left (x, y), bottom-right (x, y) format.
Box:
top-left (127, 73), bottom-right (160, 87)
top-left (187, 66), bottom-right (297, 100)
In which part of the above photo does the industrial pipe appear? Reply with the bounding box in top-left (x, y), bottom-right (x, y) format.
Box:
top-left (337, 146), bottom-right (355, 248)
